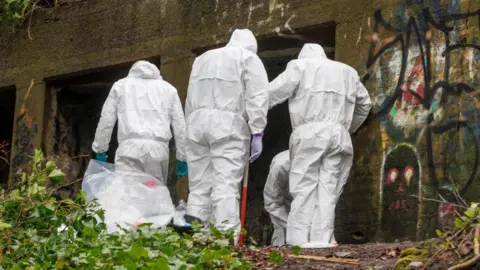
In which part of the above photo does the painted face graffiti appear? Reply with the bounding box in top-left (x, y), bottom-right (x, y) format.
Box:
top-left (403, 165), bottom-right (414, 185)
top-left (365, 2), bottom-right (480, 240)
top-left (386, 168), bottom-right (399, 184)
top-left (381, 145), bottom-right (420, 241)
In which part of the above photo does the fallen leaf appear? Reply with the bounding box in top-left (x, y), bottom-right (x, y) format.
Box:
top-left (334, 251), bottom-right (353, 258)
top-left (459, 242), bottom-right (473, 256)
top-left (437, 251), bottom-right (453, 260)
top-left (381, 247), bottom-right (400, 258)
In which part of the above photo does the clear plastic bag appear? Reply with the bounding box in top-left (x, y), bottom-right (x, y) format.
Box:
top-left (82, 160), bottom-right (175, 233)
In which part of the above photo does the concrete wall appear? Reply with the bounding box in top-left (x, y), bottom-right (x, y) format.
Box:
top-left (0, 0), bottom-right (478, 244)
top-left (357, 0), bottom-right (480, 241)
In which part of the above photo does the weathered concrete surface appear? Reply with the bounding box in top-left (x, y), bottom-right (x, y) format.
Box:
top-left (0, 0), bottom-right (479, 245)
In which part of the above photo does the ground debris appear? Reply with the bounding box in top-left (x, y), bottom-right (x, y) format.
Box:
top-left (408, 261), bottom-right (424, 269)
top-left (334, 251), bottom-right (353, 258)
top-left (381, 247), bottom-right (401, 258)
top-left (240, 242), bottom-right (419, 269)
top-left (418, 223), bottom-right (480, 270)
top-left (293, 254), bottom-right (360, 265)
top-left (239, 221), bottom-right (480, 269)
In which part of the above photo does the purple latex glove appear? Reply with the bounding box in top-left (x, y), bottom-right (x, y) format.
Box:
top-left (250, 132), bottom-right (264, 162)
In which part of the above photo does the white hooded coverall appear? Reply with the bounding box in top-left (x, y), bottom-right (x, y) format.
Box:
top-left (185, 29), bottom-right (269, 233)
top-left (263, 150), bottom-right (292, 246)
top-left (92, 60), bottom-right (187, 184)
top-left (268, 44), bottom-right (372, 247)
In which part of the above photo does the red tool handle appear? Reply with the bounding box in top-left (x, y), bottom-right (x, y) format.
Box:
top-left (238, 161), bottom-right (250, 246)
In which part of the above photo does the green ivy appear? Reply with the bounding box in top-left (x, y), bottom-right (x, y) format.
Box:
top-left (0, 0), bottom-right (36, 28)
top-left (453, 203), bottom-right (480, 230)
top-left (0, 0), bottom-right (77, 29)
top-left (0, 150), bottom-right (252, 269)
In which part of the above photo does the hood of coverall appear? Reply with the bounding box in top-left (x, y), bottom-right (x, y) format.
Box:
top-left (128, 60), bottom-right (163, 79)
top-left (298, 43), bottom-right (327, 59)
top-left (226, 29), bottom-right (258, 54)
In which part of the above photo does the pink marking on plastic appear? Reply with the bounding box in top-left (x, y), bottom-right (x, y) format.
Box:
top-left (143, 179), bottom-right (159, 189)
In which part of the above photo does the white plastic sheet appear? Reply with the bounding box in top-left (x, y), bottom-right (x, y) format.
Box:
top-left (82, 159), bottom-right (175, 233)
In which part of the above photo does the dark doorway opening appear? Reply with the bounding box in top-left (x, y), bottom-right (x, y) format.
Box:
top-left (43, 58), bottom-right (160, 196)
top-left (0, 86), bottom-right (16, 188)
top-left (192, 22), bottom-right (336, 245)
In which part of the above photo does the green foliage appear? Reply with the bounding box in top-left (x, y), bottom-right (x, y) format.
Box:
top-left (394, 248), bottom-right (428, 270)
top-left (268, 250), bottom-right (283, 264)
top-left (454, 203), bottom-right (480, 230)
top-left (0, 0), bottom-right (36, 28)
top-left (433, 202), bottom-right (479, 253)
top-left (0, 149), bottom-right (252, 269)
top-left (291, 246), bottom-right (301, 256)
top-left (0, 0), bottom-right (79, 29)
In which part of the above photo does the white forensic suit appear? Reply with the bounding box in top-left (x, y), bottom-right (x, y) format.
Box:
top-left (185, 29), bottom-right (269, 233)
top-left (263, 150), bottom-right (292, 246)
top-left (92, 60), bottom-right (187, 184)
top-left (268, 44), bottom-right (372, 247)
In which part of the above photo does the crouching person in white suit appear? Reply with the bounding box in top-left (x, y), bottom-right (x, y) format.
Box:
top-left (263, 150), bottom-right (292, 246)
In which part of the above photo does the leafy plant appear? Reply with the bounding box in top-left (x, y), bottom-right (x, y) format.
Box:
top-left (268, 250), bottom-right (283, 264)
top-left (291, 246), bottom-right (301, 256)
top-left (0, 0), bottom-right (37, 28)
top-left (0, 0), bottom-right (81, 29)
top-left (0, 149), bottom-right (253, 269)
top-left (419, 202), bottom-right (480, 269)
top-left (453, 203), bottom-right (480, 230)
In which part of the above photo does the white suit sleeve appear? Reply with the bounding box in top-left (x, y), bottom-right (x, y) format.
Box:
top-left (92, 82), bottom-right (119, 153)
top-left (244, 54), bottom-right (269, 134)
top-left (170, 89), bottom-right (187, 162)
top-left (268, 61), bottom-right (302, 110)
top-left (349, 76), bottom-right (372, 134)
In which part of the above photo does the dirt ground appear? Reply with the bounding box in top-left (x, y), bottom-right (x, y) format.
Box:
top-left (245, 241), bottom-right (480, 269)
top-left (247, 242), bottom-right (422, 269)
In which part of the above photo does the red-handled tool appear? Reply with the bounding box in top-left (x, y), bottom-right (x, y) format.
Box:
top-left (238, 160), bottom-right (250, 246)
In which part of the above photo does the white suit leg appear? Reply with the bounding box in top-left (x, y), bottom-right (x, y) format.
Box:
top-left (143, 142), bottom-right (169, 185)
top-left (310, 148), bottom-right (353, 245)
top-left (186, 121), bottom-right (213, 222)
top-left (286, 136), bottom-right (328, 246)
top-left (309, 126), bottom-right (353, 246)
top-left (210, 127), bottom-right (249, 233)
top-left (271, 216), bottom-right (287, 246)
top-left (186, 109), bottom-right (249, 232)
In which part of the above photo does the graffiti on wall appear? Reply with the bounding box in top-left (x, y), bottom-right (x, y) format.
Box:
top-left (381, 144), bottom-right (421, 241)
top-left (362, 0), bottom-right (480, 238)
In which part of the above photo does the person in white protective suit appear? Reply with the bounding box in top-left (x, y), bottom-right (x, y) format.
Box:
top-left (268, 44), bottom-right (372, 248)
top-left (263, 150), bottom-right (292, 246)
top-left (184, 29), bottom-right (269, 233)
top-left (92, 60), bottom-right (187, 185)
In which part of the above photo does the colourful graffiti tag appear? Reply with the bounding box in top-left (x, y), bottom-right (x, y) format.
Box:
top-left (365, 7), bottom-right (480, 190)
top-left (365, 1), bottom-right (480, 237)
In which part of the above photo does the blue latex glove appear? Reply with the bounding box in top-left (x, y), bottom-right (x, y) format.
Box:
top-left (96, 153), bottom-right (108, 162)
top-left (250, 132), bottom-right (263, 162)
top-left (175, 161), bottom-right (188, 178)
